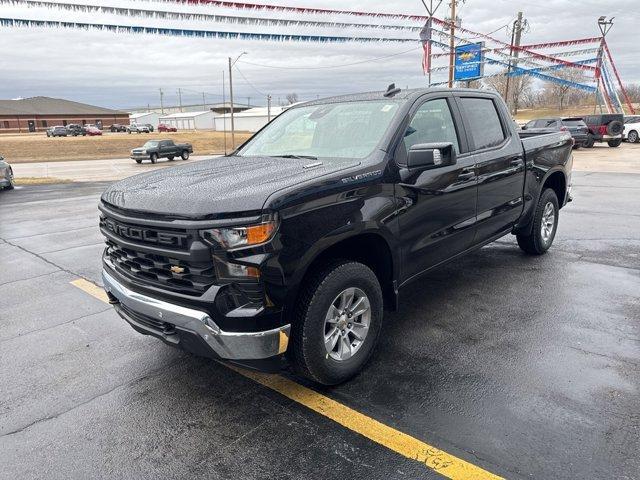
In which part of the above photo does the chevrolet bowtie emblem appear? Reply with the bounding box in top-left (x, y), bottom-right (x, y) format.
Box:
top-left (170, 265), bottom-right (185, 274)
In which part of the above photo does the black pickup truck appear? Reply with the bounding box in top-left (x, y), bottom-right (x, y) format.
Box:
top-left (101, 87), bottom-right (573, 385)
top-left (130, 139), bottom-right (193, 164)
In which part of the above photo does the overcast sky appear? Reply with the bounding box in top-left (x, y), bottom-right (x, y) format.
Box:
top-left (0, 0), bottom-right (638, 109)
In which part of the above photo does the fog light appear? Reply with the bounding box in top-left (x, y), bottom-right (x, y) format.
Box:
top-left (214, 257), bottom-right (259, 279)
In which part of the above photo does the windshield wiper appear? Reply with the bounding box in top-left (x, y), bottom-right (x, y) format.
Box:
top-left (271, 154), bottom-right (318, 160)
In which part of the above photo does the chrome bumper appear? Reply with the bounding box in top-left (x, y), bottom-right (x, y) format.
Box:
top-left (102, 269), bottom-right (290, 360)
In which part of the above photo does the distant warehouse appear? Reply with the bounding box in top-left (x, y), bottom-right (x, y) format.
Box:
top-left (0, 96), bottom-right (129, 133)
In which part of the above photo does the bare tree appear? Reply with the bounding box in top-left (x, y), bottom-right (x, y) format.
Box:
top-left (285, 93), bottom-right (299, 105)
top-left (482, 71), bottom-right (531, 113)
top-left (549, 68), bottom-right (584, 110)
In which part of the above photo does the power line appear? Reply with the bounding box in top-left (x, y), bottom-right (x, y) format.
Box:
top-left (237, 46), bottom-right (421, 71)
top-left (234, 65), bottom-right (267, 97)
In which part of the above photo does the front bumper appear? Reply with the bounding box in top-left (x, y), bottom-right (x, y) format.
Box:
top-left (130, 154), bottom-right (149, 160)
top-left (102, 269), bottom-right (290, 364)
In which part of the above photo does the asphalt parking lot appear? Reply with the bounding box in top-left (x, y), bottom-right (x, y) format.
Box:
top-left (1, 146), bottom-right (639, 479)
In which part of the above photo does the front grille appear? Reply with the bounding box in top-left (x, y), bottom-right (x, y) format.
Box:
top-left (106, 240), bottom-right (215, 295)
top-left (120, 303), bottom-right (176, 335)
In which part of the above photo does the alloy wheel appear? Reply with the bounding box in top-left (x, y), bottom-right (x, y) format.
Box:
top-left (541, 202), bottom-right (556, 244)
top-left (323, 287), bottom-right (371, 361)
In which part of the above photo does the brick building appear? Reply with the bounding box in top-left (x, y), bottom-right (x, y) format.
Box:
top-left (0, 96), bottom-right (130, 133)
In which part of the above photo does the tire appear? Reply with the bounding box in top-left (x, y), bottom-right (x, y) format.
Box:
top-left (135, 159), bottom-right (142, 164)
top-left (181, 151), bottom-right (189, 160)
top-left (128, 131), bottom-right (131, 134)
top-left (290, 260), bottom-right (383, 385)
top-left (627, 130), bottom-right (639, 144)
top-left (516, 188), bottom-right (559, 255)
top-left (583, 134), bottom-right (595, 148)
top-left (606, 120), bottom-right (623, 136)
top-left (5, 168), bottom-right (14, 190)
top-left (608, 138), bottom-right (622, 147)
top-left (150, 154), bottom-right (158, 164)
top-left (167, 156), bottom-right (175, 161)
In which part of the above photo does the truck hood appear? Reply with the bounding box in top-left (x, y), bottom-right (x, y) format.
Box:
top-left (101, 156), bottom-right (358, 218)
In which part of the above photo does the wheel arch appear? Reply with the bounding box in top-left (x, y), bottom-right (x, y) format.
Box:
top-left (285, 230), bottom-right (399, 316)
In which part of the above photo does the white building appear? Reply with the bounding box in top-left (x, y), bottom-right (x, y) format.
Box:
top-left (129, 111), bottom-right (160, 128)
top-left (158, 110), bottom-right (217, 131)
top-left (214, 106), bottom-right (290, 133)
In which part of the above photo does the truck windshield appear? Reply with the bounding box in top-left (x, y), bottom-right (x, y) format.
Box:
top-left (237, 100), bottom-right (401, 159)
top-left (143, 141), bottom-right (159, 148)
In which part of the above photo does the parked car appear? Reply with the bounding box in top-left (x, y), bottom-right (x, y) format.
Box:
top-left (623, 115), bottom-right (640, 144)
top-left (521, 117), bottom-right (589, 148)
top-left (158, 123), bottom-right (177, 132)
top-left (109, 124), bottom-right (128, 132)
top-left (85, 126), bottom-right (102, 136)
top-left (127, 124), bottom-right (150, 134)
top-left (130, 139), bottom-right (192, 163)
top-left (0, 156), bottom-right (14, 190)
top-left (46, 126), bottom-right (67, 137)
top-left (100, 86), bottom-right (574, 385)
top-left (144, 124), bottom-right (155, 132)
top-left (66, 124), bottom-right (86, 136)
top-left (582, 114), bottom-right (624, 147)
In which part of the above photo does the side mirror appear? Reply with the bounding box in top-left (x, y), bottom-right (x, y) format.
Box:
top-left (407, 142), bottom-right (456, 170)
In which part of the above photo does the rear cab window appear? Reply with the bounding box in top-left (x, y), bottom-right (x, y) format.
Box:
top-left (459, 97), bottom-right (506, 150)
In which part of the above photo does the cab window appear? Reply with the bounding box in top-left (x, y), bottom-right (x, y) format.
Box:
top-left (403, 98), bottom-right (460, 154)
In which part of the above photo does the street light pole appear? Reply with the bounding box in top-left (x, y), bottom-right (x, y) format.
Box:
top-left (228, 52), bottom-right (247, 151)
top-left (594, 16), bottom-right (614, 114)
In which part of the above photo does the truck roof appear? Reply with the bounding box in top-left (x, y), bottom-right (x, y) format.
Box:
top-left (300, 88), bottom-right (496, 107)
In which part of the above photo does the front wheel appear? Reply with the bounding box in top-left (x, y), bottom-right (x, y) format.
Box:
top-left (135, 159), bottom-right (142, 164)
top-left (608, 138), bottom-right (622, 147)
top-left (181, 150), bottom-right (190, 160)
top-left (150, 153), bottom-right (158, 164)
top-left (167, 156), bottom-right (175, 161)
top-left (516, 188), bottom-right (559, 255)
top-left (290, 260), bottom-right (383, 385)
top-left (4, 168), bottom-right (14, 190)
top-left (628, 130), bottom-right (639, 144)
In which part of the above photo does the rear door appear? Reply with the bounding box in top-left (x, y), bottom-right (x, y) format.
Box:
top-left (454, 94), bottom-right (525, 242)
top-left (396, 94), bottom-right (478, 282)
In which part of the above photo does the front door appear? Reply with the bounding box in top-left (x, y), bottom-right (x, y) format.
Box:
top-left (454, 95), bottom-right (525, 241)
top-left (396, 96), bottom-right (478, 284)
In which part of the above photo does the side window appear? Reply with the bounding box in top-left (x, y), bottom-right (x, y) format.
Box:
top-left (460, 97), bottom-right (506, 150)
top-left (525, 120), bottom-right (536, 129)
top-left (403, 99), bottom-right (459, 154)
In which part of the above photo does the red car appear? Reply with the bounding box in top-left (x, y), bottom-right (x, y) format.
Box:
top-left (158, 124), bottom-right (177, 132)
top-left (85, 126), bottom-right (102, 136)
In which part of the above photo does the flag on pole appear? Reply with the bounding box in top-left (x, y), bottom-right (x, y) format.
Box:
top-left (420, 19), bottom-right (432, 75)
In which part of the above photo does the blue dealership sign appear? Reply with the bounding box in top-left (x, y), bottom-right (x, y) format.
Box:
top-left (454, 42), bottom-right (484, 81)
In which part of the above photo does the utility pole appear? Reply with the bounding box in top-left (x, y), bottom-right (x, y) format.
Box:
top-left (594, 16), bottom-right (614, 114)
top-left (447, 0), bottom-right (456, 88)
top-left (177, 88), bottom-right (183, 112)
top-left (202, 92), bottom-right (206, 111)
top-left (267, 94), bottom-right (272, 121)
top-left (228, 52), bottom-right (247, 151)
top-left (159, 88), bottom-right (164, 115)
top-left (505, 11), bottom-right (525, 114)
top-left (222, 70), bottom-right (227, 155)
top-left (247, 96), bottom-right (251, 107)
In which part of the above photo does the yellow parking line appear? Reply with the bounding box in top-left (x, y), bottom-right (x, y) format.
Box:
top-left (71, 278), bottom-right (110, 303)
top-left (71, 278), bottom-right (503, 480)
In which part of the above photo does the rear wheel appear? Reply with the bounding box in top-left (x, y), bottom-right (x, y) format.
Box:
top-left (290, 260), bottom-right (383, 385)
top-left (150, 153), bottom-right (158, 164)
top-left (583, 134), bottom-right (595, 148)
top-left (516, 188), bottom-right (559, 255)
top-left (167, 156), bottom-right (175, 161)
top-left (628, 130), bottom-right (639, 143)
top-left (181, 151), bottom-right (189, 160)
top-left (5, 168), bottom-right (14, 190)
top-left (608, 138), bottom-right (622, 147)
top-left (135, 159), bottom-right (142, 164)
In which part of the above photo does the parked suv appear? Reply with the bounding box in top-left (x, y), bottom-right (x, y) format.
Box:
top-left (100, 87), bottom-right (573, 385)
top-left (522, 117), bottom-right (589, 148)
top-left (128, 124), bottom-right (150, 134)
top-left (582, 114), bottom-right (624, 147)
top-left (623, 115), bottom-right (640, 144)
top-left (66, 124), bottom-right (86, 136)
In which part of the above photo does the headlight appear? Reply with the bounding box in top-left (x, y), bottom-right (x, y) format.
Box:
top-left (200, 221), bottom-right (276, 249)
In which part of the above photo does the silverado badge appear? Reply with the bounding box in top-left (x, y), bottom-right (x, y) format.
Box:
top-left (170, 265), bottom-right (185, 274)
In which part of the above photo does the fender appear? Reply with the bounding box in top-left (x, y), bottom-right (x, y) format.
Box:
top-left (514, 165), bottom-right (567, 236)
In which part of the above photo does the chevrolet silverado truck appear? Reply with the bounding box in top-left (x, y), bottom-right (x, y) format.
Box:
top-left (100, 87), bottom-right (573, 385)
top-left (130, 139), bottom-right (193, 164)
